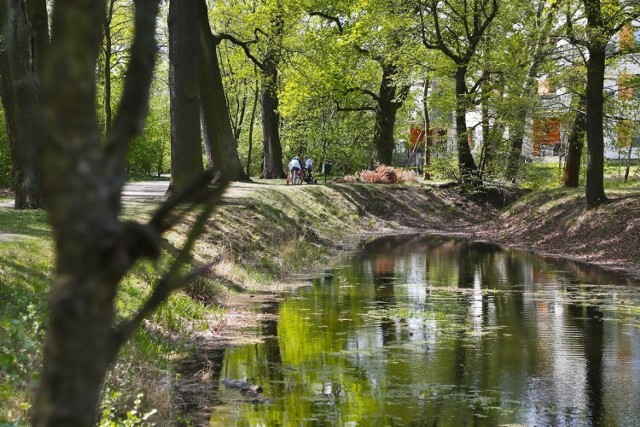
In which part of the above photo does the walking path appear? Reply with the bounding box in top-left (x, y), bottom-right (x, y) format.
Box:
top-left (1, 179), bottom-right (300, 208)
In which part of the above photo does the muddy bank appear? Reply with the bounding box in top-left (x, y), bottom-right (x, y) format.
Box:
top-left (472, 188), bottom-right (640, 275)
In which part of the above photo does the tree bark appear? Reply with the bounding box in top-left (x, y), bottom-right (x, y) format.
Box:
top-left (454, 66), bottom-right (478, 182)
top-left (246, 76), bottom-right (259, 177)
top-left (198, 0), bottom-right (249, 182)
top-left (27, 0), bottom-right (48, 78)
top-left (372, 63), bottom-right (406, 166)
top-left (584, 44), bottom-right (607, 205)
top-left (260, 61), bottom-right (286, 178)
top-left (0, 0), bottom-right (43, 209)
top-left (422, 77), bottom-right (431, 180)
top-left (32, 0), bottom-right (165, 424)
top-left (563, 94), bottom-right (586, 187)
top-left (168, 0), bottom-right (204, 194)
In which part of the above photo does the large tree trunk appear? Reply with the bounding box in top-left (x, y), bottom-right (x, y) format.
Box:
top-left (373, 64), bottom-right (405, 166)
top-left (260, 62), bottom-right (286, 178)
top-left (33, 0), bottom-right (164, 424)
top-left (454, 66), bottom-right (478, 183)
top-left (32, 0), bottom-right (116, 423)
top-left (0, 0), bottom-right (42, 209)
top-left (584, 45), bottom-right (607, 205)
top-left (168, 0), bottom-right (204, 193)
top-left (564, 94), bottom-right (586, 187)
top-left (198, 0), bottom-right (249, 182)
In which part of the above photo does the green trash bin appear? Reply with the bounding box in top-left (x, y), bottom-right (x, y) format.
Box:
top-left (322, 163), bottom-right (332, 183)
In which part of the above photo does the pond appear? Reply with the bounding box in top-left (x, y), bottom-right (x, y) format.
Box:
top-left (191, 234), bottom-right (640, 426)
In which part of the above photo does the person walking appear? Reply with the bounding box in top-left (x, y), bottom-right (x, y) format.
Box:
top-left (287, 156), bottom-right (302, 185)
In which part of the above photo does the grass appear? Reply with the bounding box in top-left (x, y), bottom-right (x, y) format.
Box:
top-left (0, 211), bottom-right (52, 423)
top-left (515, 160), bottom-right (640, 191)
top-left (0, 207), bottom-right (224, 425)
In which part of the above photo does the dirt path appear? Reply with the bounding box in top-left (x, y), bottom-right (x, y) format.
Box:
top-left (0, 180), bottom-right (299, 207)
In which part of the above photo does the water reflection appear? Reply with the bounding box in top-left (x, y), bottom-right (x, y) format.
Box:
top-left (207, 235), bottom-right (640, 426)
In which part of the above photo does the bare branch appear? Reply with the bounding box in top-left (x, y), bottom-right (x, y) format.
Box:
top-left (344, 86), bottom-right (379, 101)
top-left (308, 11), bottom-right (344, 33)
top-left (149, 168), bottom-right (218, 234)
top-left (217, 32), bottom-right (265, 70)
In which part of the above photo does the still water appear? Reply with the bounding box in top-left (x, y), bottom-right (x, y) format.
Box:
top-left (202, 235), bottom-right (640, 426)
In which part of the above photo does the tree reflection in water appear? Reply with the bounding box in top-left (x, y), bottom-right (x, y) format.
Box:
top-left (201, 234), bottom-right (640, 426)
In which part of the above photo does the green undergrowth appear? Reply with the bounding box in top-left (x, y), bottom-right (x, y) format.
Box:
top-left (0, 182), bottom-right (500, 424)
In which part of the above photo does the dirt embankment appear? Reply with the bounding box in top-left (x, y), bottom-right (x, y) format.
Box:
top-left (190, 183), bottom-right (504, 269)
top-left (202, 183), bottom-right (640, 278)
top-left (472, 188), bottom-right (640, 274)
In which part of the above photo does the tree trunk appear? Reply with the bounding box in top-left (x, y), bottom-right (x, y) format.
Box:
top-left (422, 77), bottom-right (431, 180)
top-left (563, 94), bottom-right (586, 187)
top-left (259, 62), bottom-right (286, 178)
top-left (27, 0), bottom-right (48, 78)
top-left (584, 45), bottom-right (607, 205)
top-left (0, 0), bottom-right (42, 209)
top-left (33, 0), bottom-right (164, 424)
top-left (32, 0), bottom-right (117, 423)
top-left (168, 0), bottom-right (204, 194)
top-left (246, 77), bottom-right (259, 177)
top-left (479, 83), bottom-right (490, 178)
top-left (505, 117), bottom-right (526, 182)
top-left (198, 0), bottom-right (249, 182)
top-left (454, 66), bottom-right (478, 183)
top-left (504, 5), bottom-right (556, 181)
top-left (103, 0), bottom-right (116, 133)
top-left (372, 64), bottom-right (405, 166)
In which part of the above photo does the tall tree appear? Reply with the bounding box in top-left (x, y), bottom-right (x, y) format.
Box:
top-left (566, 0), bottom-right (640, 205)
top-left (30, 0), bottom-right (232, 424)
top-left (418, 0), bottom-right (501, 184)
top-left (305, 0), bottom-right (413, 166)
top-left (198, 0), bottom-right (250, 181)
top-left (0, 0), bottom-right (47, 209)
top-left (258, 1), bottom-right (287, 178)
top-left (503, 0), bottom-right (559, 182)
top-left (214, 0), bottom-right (288, 179)
top-left (101, 0), bottom-right (134, 134)
top-left (168, 0), bottom-right (204, 194)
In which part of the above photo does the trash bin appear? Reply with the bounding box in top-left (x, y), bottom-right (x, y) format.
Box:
top-left (322, 163), bottom-right (332, 183)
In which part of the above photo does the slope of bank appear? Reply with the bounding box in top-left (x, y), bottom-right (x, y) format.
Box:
top-left (473, 187), bottom-right (640, 274)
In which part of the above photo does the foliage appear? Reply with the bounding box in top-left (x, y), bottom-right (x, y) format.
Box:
top-left (99, 392), bottom-right (157, 427)
top-left (127, 84), bottom-right (171, 177)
